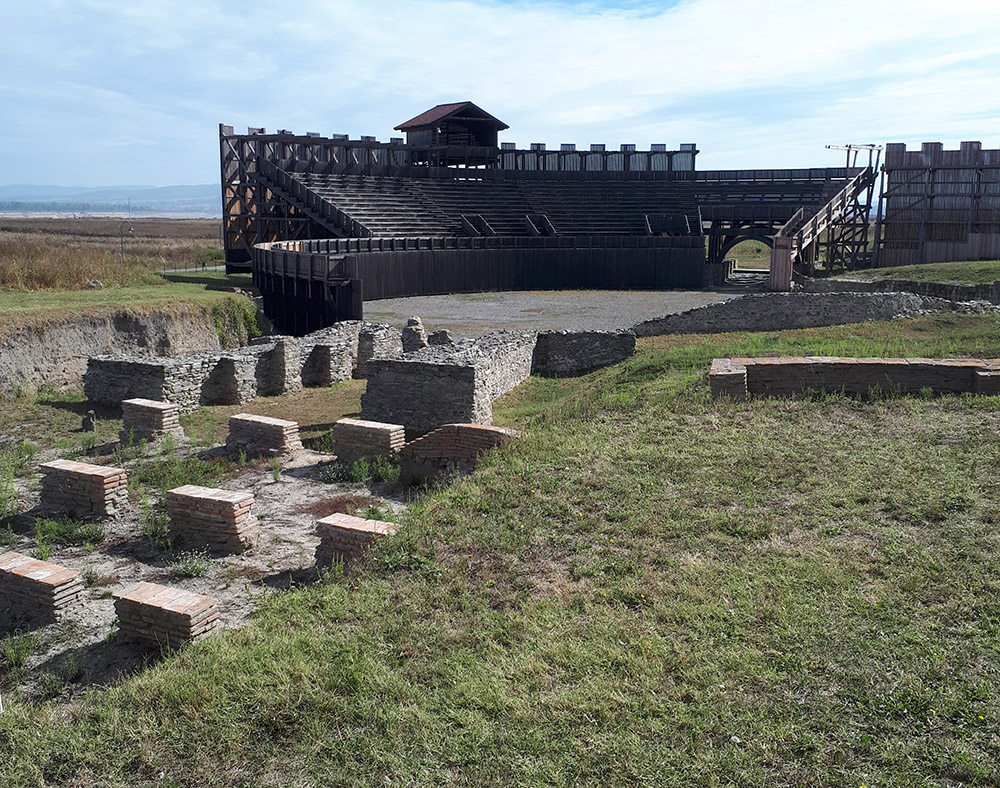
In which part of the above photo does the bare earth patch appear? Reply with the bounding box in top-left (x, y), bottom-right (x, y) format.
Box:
top-left (2, 446), bottom-right (407, 699)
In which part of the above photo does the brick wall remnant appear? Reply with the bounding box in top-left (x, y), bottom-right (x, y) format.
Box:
top-left (120, 398), bottom-right (184, 444)
top-left (532, 330), bottom-right (636, 376)
top-left (399, 423), bottom-right (520, 480)
top-left (315, 513), bottom-right (397, 566)
top-left (39, 459), bottom-right (127, 518)
top-left (166, 485), bottom-right (259, 553)
top-left (708, 358), bottom-right (748, 400)
top-left (329, 418), bottom-right (405, 465)
top-left (225, 413), bottom-right (303, 457)
top-left (709, 356), bottom-right (1000, 400)
top-left (362, 331), bottom-right (535, 439)
top-left (114, 582), bottom-right (220, 649)
top-left (0, 552), bottom-right (84, 623)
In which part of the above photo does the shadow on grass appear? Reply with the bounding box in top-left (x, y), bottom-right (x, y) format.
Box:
top-left (162, 272), bottom-right (255, 291)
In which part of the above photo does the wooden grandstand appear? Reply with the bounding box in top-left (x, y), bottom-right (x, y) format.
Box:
top-left (220, 102), bottom-right (874, 334)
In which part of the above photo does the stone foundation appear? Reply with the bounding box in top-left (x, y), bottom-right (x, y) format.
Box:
top-left (39, 460), bottom-right (127, 518)
top-left (0, 552), bottom-right (84, 623)
top-left (709, 356), bottom-right (1000, 399)
top-left (356, 324), bottom-right (403, 378)
top-left (399, 423), bottom-right (520, 480)
top-left (315, 513), bottom-right (397, 566)
top-left (330, 418), bottom-right (405, 465)
top-left (362, 331), bottom-right (535, 438)
top-left (166, 485), bottom-right (259, 553)
top-left (532, 330), bottom-right (636, 376)
top-left (84, 321), bottom-right (380, 411)
top-left (225, 413), bottom-right (303, 457)
top-left (114, 582), bottom-right (220, 650)
top-left (120, 398), bottom-right (185, 444)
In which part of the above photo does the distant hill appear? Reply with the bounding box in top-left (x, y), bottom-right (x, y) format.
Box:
top-left (0, 184), bottom-right (221, 216)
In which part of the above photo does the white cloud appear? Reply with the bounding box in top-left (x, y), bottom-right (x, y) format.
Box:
top-left (1, 0), bottom-right (999, 183)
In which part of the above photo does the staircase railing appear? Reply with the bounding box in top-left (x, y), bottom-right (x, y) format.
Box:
top-left (255, 158), bottom-right (372, 238)
top-left (769, 168), bottom-right (874, 290)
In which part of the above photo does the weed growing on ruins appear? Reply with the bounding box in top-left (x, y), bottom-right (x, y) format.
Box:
top-left (37, 651), bottom-right (84, 700)
top-left (129, 454), bottom-right (231, 496)
top-left (138, 496), bottom-right (171, 550)
top-left (309, 428), bottom-right (337, 454)
top-left (33, 516), bottom-right (104, 548)
top-left (82, 568), bottom-right (118, 587)
top-left (270, 457), bottom-right (282, 482)
top-left (370, 455), bottom-right (401, 486)
top-left (113, 429), bottom-right (147, 465)
top-left (0, 441), bottom-right (37, 518)
top-left (358, 504), bottom-right (396, 522)
top-left (170, 549), bottom-right (209, 579)
top-left (0, 631), bottom-right (40, 689)
top-left (349, 457), bottom-right (370, 483)
top-left (319, 460), bottom-right (352, 483)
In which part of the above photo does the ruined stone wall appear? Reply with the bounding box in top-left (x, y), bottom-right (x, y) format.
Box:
top-left (633, 292), bottom-right (944, 337)
top-left (532, 330), bottom-right (636, 376)
top-left (84, 322), bottom-right (381, 411)
top-left (361, 331), bottom-right (535, 438)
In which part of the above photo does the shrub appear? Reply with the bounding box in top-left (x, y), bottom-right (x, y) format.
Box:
top-left (170, 550), bottom-right (209, 579)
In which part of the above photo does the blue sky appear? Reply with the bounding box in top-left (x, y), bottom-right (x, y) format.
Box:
top-left (2, 0), bottom-right (998, 186)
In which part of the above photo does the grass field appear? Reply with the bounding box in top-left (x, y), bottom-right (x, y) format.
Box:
top-left (2, 312), bottom-right (999, 787)
top-left (843, 259), bottom-right (1000, 286)
top-left (0, 217), bottom-right (252, 335)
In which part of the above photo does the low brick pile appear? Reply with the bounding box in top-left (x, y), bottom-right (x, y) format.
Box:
top-left (315, 513), bottom-right (398, 566)
top-left (707, 358), bottom-right (749, 400)
top-left (114, 582), bottom-right (220, 649)
top-left (225, 413), bottom-right (303, 457)
top-left (398, 423), bottom-right (520, 478)
top-left (39, 459), bottom-right (127, 518)
top-left (120, 398), bottom-right (184, 444)
top-left (0, 551), bottom-right (84, 623)
top-left (166, 485), bottom-right (258, 553)
top-left (331, 417), bottom-right (405, 465)
top-left (709, 356), bottom-right (1000, 399)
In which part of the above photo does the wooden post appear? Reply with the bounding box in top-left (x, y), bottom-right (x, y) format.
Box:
top-left (769, 236), bottom-right (793, 291)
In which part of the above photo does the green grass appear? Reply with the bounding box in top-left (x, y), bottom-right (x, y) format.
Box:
top-left (844, 259), bottom-right (1000, 286)
top-left (3, 314), bottom-right (1000, 786)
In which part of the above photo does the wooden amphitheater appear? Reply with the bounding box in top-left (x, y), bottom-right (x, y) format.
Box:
top-left (220, 101), bottom-right (888, 335)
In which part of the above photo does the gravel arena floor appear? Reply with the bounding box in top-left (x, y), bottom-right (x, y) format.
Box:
top-left (364, 288), bottom-right (740, 335)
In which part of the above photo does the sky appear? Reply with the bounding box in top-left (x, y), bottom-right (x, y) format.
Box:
top-left (2, 0), bottom-right (999, 187)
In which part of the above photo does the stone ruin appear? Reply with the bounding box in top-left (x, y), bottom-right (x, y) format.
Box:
top-left (709, 356), bottom-right (1000, 400)
top-left (361, 331), bottom-right (537, 439)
